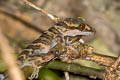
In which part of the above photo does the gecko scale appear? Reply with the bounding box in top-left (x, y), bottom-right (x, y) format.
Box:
top-left (17, 0), bottom-right (95, 79)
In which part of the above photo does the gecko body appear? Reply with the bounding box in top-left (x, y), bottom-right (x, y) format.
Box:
top-left (18, 17), bottom-right (95, 66)
top-left (17, 0), bottom-right (95, 79)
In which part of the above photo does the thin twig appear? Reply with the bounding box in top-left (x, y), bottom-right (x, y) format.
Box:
top-left (23, 0), bottom-right (60, 23)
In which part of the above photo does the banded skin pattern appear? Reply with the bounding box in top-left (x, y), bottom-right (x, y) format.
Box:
top-left (17, 0), bottom-right (95, 79)
top-left (18, 17), bottom-right (95, 68)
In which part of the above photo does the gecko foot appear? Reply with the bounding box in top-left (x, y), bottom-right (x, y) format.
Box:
top-left (28, 66), bottom-right (42, 80)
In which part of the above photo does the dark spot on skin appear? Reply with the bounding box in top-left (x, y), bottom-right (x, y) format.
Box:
top-left (26, 44), bottom-right (40, 49)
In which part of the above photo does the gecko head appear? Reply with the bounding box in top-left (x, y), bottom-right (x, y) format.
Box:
top-left (62, 17), bottom-right (95, 36)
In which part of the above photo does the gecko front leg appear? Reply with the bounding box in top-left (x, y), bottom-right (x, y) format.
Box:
top-left (62, 36), bottom-right (85, 54)
top-left (28, 65), bottom-right (42, 80)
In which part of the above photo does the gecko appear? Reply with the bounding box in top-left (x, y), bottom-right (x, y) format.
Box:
top-left (17, 0), bottom-right (95, 80)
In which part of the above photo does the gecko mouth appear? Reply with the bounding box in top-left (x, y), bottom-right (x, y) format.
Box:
top-left (63, 29), bottom-right (93, 37)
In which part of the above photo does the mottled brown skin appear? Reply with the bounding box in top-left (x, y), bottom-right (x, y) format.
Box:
top-left (86, 53), bottom-right (116, 67)
top-left (48, 42), bottom-right (94, 63)
top-left (17, 16), bottom-right (120, 80)
top-left (21, 0), bottom-right (97, 80)
top-left (49, 43), bottom-right (120, 80)
top-left (48, 41), bottom-right (120, 80)
top-left (103, 65), bottom-right (120, 80)
top-left (17, 17), bottom-right (96, 80)
top-left (18, 17), bottom-right (95, 68)
top-left (103, 56), bottom-right (120, 80)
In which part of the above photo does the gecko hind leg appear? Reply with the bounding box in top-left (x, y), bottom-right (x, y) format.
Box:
top-left (28, 65), bottom-right (42, 80)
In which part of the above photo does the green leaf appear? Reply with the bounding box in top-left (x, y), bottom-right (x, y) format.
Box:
top-left (38, 68), bottom-right (61, 80)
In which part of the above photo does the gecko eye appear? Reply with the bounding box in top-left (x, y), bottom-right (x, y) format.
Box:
top-left (78, 24), bottom-right (85, 31)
